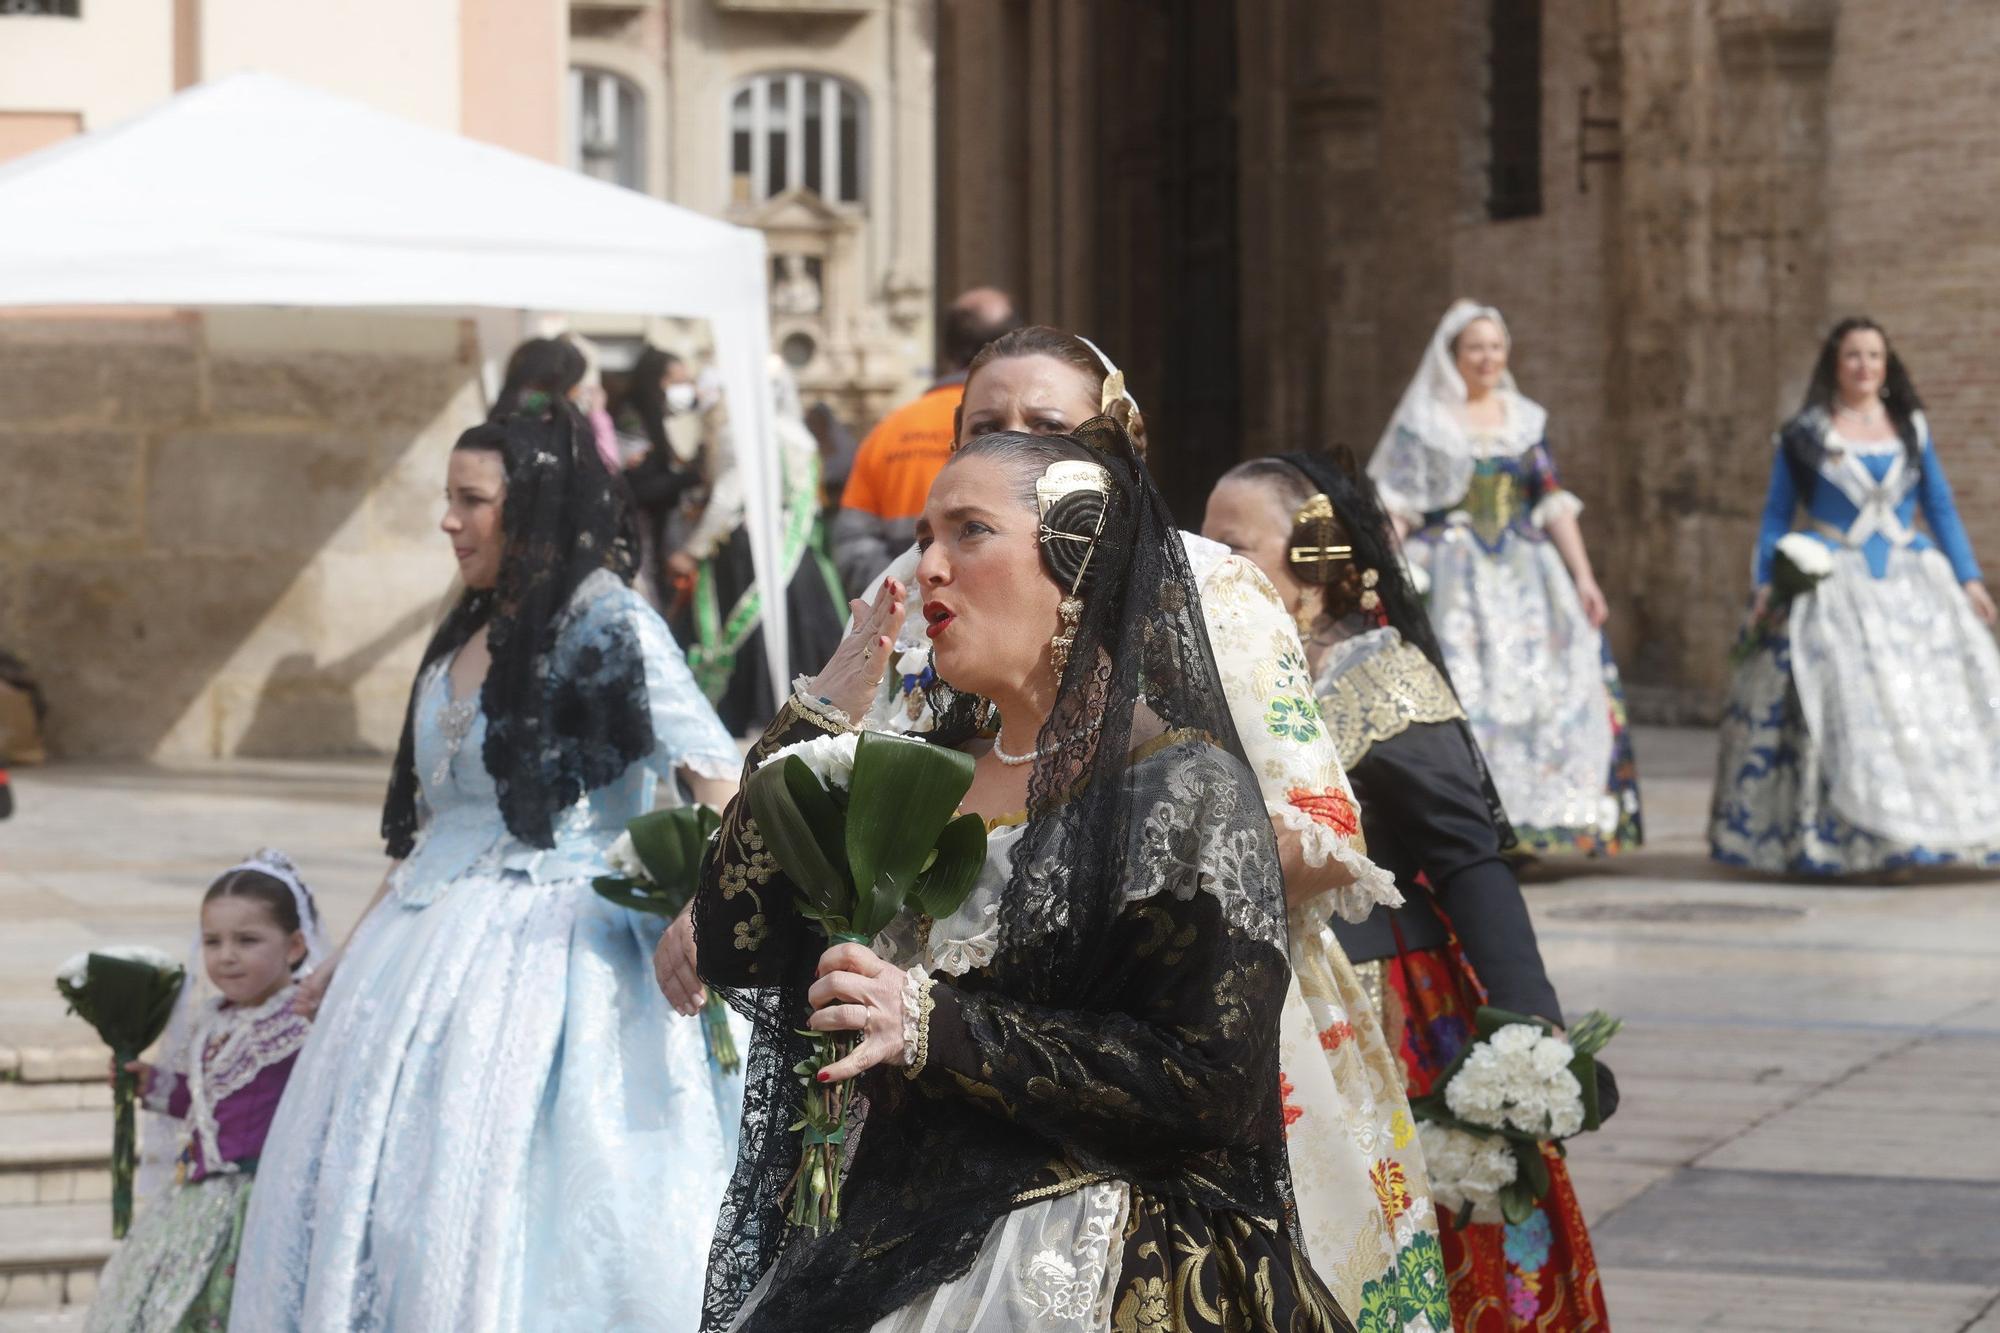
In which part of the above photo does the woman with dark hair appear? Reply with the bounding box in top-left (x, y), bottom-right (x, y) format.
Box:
top-left (1204, 452), bottom-right (1612, 1332)
top-left (1371, 301), bottom-right (1641, 858)
top-left (1710, 317), bottom-right (2000, 875)
top-left (693, 416), bottom-right (1355, 1332)
top-left (232, 410), bottom-right (746, 1331)
top-left (801, 326), bottom-right (1441, 1323)
top-left (494, 334), bottom-right (623, 473)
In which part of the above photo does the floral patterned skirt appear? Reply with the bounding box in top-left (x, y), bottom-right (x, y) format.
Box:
top-left (87, 1170), bottom-right (253, 1333)
top-left (1377, 947), bottom-right (1609, 1332)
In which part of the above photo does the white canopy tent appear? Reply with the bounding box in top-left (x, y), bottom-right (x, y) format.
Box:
top-left (0, 72), bottom-right (791, 707)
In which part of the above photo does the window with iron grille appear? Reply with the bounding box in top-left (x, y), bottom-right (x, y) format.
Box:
top-left (730, 72), bottom-right (865, 207)
top-left (571, 67), bottom-right (645, 192)
top-left (1487, 0), bottom-right (1542, 221)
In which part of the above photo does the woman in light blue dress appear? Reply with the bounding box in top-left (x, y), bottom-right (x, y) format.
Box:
top-left (232, 408), bottom-right (743, 1332)
top-left (1711, 317), bottom-right (2000, 875)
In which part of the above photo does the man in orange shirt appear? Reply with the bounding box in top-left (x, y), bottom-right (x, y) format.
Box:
top-left (830, 287), bottom-right (1020, 594)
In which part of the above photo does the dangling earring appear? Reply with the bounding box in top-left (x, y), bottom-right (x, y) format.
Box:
top-left (1359, 567), bottom-right (1381, 612)
top-left (1050, 595), bottom-right (1082, 673)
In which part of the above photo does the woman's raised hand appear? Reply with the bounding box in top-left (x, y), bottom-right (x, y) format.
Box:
top-left (293, 953), bottom-right (340, 1020)
top-left (807, 578), bottom-right (906, 724)
top-left (806, 941), bottom-right (908, 1083)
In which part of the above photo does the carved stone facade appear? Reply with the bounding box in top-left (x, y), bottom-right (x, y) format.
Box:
top-left (936, 0), bottom-right (2000, 719)
top-left (570, 0), bottom-right (937, 425)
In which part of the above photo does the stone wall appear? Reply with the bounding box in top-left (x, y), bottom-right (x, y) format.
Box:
top-left (0, 311), bottom-right (482, 760)
top-left (936, 0), bottom-right (2000, 724)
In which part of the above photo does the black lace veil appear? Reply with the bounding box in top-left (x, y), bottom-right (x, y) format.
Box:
top-left (1275, 448), bottom-right (1516, 850)
top-left (381, 406), bottom-right (651, 856)
top-left (703, 418), bottom-right (1301, 1329)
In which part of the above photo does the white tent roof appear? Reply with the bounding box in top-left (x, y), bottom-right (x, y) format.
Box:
top-left (0, 72), bottom-right (789, 703)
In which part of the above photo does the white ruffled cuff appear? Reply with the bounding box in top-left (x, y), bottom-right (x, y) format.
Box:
top-left (1530, 489), bottom-right (1583, 530)
top-left (899, 965), bottom-right (936, 1079)
top-left (142, 1068), bottom-right (180, 1114)
top-left (1268, 800), bottom-right (1403, 927)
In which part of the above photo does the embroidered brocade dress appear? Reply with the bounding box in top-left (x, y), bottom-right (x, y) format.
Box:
top-left (1382, 424), bottom-right (1641, 855)
top-left (1710, 412), bottom-right (2000, 874)
top-left (231, 573), bottom-right (745, 1333)
top-left (854, 538), bottom-right (1444, 1324)
top-left (698, 707), bottom-right (1354, 1333)
top-left (1315, 629), bottom-right (1609, 1331)
top-left (89, 987), bottom-right (309, 1333)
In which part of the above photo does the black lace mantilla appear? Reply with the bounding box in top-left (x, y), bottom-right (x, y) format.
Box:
top-left (693, 418), bottom-right (1314, 1331)
top-left (382, 408), bottom-right (651, 856)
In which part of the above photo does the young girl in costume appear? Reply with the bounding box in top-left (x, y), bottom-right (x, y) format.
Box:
top-left (87, 850), bottom-right (323, 1333)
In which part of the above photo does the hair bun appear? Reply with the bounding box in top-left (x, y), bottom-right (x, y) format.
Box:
top-left (1041, 488), bottom-right (1115, 593)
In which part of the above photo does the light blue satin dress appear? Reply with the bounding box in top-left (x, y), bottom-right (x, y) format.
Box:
top-left (232, 572), bottom-right (744, 1332)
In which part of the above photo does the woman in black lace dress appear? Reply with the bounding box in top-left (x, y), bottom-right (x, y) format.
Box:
top-left (692, 418), bottom-right (1352, 1333)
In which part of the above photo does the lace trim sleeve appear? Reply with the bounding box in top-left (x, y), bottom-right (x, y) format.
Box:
top-left (900, 965), bottom-right (936, 1079)
top-left (1530, 489), bottom-right (1583, 529)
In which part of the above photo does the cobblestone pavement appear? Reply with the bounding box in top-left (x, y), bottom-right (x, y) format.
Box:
top-left (4, 728), bottom-right (1996, 1330)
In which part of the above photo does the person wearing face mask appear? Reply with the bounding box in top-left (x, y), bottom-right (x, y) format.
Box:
top-left (830, 287), bottom-right (1022, 596)
top-left (757, 326), bottom-right (1444, 1321)
top-left (1371, 300), bottom-right (1641, 859)
top-left (1710, 317), bottom-right (2000, 876)
top-left (615, 346), bottom-right (707, 607)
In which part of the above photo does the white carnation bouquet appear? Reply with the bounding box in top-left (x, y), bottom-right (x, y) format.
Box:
top-left (1734, 531), bottom-right (1835, 664)
top-left (1411, 1007), bottom-right (1619, 1226)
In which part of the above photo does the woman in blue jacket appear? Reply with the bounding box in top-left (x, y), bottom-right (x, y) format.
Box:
top-left (1711, 317), bottom-right (2000, 875)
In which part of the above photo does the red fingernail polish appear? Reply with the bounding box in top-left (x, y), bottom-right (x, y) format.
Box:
top-left (816, 1071), bottom-right (830, 1083)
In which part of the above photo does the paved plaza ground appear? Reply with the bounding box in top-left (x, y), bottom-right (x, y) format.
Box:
top-left (3, 727), bottom-right (1997, 1330)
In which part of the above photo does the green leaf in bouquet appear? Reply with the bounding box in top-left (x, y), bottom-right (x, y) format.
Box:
top-left (592, 874), bottom-right (673, 917)
top-left (908, 812), bottom-right (989, 922)
top-left (626, 805), bottom-right (723, 912)
top-left (1573, 1052), bottom-right (1605, 1133)
top-left (1515, 1138), bottom-right (1552, 1199)
top-left (1499, 1180), bottom-right (1537, 1227)
top-left (844, 733), bottom-right (977, 936)
top-left (746, 757), bottom-right (852, 928)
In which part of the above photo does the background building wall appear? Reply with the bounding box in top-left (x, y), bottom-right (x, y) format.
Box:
top-left (937, 0), bottom-right (2000, 723)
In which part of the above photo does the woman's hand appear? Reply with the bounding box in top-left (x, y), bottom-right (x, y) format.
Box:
top-left (654, 907), bottom-right (706, 1016)
top-left (665, 549), bottom-right (700, 582)
top-left (112, 1058), bottom-right (153, 1088)
top-left (294, 952), bottom-right (341, 1020)
top-left (1574, 576), bottom-right (1610, 629)
top-left (806, 942), bottom-right (908, 1084)
top-left (1750, 584), bottom-right (1772, 620)
top-left (806, 578), bottom-right (906, 724)
top-left (1966, 580), bottom-right (1998, 627)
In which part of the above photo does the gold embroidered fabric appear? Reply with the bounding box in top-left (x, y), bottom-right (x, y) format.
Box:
top-left (1316, 638), bottom-right (1464, 770)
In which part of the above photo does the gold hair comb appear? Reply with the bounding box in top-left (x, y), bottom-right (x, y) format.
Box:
top-left (1289, 493), bottom-right (1352, 566)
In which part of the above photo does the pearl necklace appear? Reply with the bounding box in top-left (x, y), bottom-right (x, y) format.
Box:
top-left (1835, 400), bottom-right (1886, 427)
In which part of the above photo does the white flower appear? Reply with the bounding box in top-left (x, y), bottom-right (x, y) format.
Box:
top-left (1776, 531), bottom-right (1834, 578)
top-left (1419, 1121), bottom-right (1517, 1225)
top-left (57, 952), bottom-right (92, 989)
top-left (1443, 1024), bottom-right (1590, 1140)
top-left (1487, 1023), bottom-right (1541, 1055)
top-left (605, 832), bottom-right (650, 882)
top-left (1529, 1034), bottom-right (1575, 1078)
top-left (57, 945), bottom-right (178, 991)
top-left (757, 730), bottom-right (861, 791)
top-left (895, 645), bottom-right (931, 678)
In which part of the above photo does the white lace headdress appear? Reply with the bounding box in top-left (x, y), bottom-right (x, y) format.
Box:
top-left (136, 849), bottom-right (327, 1202)
top-left (1366, 299), bottom-right (1549, 519)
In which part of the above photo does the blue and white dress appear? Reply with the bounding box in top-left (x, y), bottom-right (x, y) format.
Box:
top-left (1710, 410), bottom-right (2000, 874)
top-left (232, 571), bottom-right (744, 1332)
